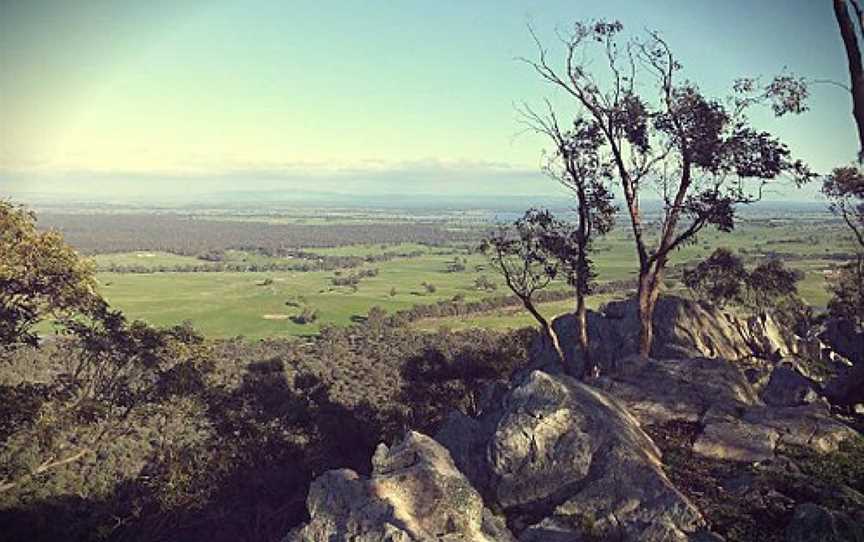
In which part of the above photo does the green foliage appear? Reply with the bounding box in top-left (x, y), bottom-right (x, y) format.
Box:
top-left (828, 256), bottom-right (864, 330)
top-left (0, 309), bottom-right (209, 506)
top-left (1, 314), bottom-right (535, 542)
top-left (0, 201), bottom-right (101, 346)
top-left (647, 423), bottom-right (864, 542)
top-left (823, 166), bottom-right (864, 249)
top-left (292, 306), bottom-right (319, 324)
top-left (481, 209), bottom-right (574, 300)
top-left (473, 275), bottom-right (497, 291)
top-left (447, 256), bottom-right (467, 273)
top-left (683, 248), bottom-right (748, 307)
top-left (781, 436), bottom-right (864, 496)
top-left (685, 249), bottom-right (804, 314)
top-left (746, 259), bottom-right (803, 311)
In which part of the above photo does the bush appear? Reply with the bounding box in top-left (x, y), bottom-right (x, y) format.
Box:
top-left (474, 275), bottom-right (497, 291)
top-left (684, 249), bottom-right (803, 316)
top-left (0, 314), bottom-right (536, 542)
top-left (827, 256), bottom-right (864, 330)
top-left (683, 248), bottom-right (747, 307)
top-left (293, 306), bottom-right (319, 324)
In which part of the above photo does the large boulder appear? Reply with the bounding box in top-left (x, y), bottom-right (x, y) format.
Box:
top-left (287, 431), bottom-right (515, 542)
top-left (436, 370), bottom-right (704, 541)
top-left (594, 356), bottom-right (857, 462)
top-left (594, 356), bottom-right (760, 425)
top-left (532, 296), bottom-right (796, 377)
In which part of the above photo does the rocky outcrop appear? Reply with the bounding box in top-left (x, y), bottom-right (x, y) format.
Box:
top-left (437, 370), bottom-right (704, 541)
top-left (287, 296), bottom-right (861, 542)
top-left (532, 296), bottom-right (796, 377)
top-left (287, 431), bottom-right (515, 542)
top-left (594, 356), bottom-right (760, 425)
top-left (595, 356), bottom-right (857, 462)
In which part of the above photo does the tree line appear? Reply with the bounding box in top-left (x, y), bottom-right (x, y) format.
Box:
top-left (97, 249), bottom-right (428, 274)
top-left (38, 213), bottom-right (478, 256)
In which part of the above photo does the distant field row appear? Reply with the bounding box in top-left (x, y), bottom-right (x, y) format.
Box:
top-left (85, 238), bottom-right (841, 340)
top-left (90, 243), bottom-right (440, 271)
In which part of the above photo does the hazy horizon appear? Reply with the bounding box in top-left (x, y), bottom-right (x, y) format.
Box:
top-left (0, 0), bottom-right (856, 204)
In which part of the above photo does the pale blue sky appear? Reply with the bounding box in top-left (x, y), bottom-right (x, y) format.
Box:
top-left (0, 0), bottom-right (856, 201)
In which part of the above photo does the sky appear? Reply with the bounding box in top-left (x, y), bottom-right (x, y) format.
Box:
top-left (0, 0), bottom-right (858, 204)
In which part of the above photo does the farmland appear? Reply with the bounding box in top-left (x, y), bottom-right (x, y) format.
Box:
top-left (47, 210), bottom-right (853, 340)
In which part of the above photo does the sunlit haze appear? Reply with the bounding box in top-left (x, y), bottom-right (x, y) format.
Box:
top-left (0, 0), bottom-right (855, 203)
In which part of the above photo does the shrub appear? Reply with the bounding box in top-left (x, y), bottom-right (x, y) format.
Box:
top-left (682, 248), bottom-right (747, 307)
top-left (293, 306), bottom-right (319, 324)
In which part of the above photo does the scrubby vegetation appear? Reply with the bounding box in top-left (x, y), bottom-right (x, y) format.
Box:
top-left (647, 422), bottom-right (864, 542)
top-left (0, 320), bottom-right (534, 542)
top-left (0, 201), bottom-right (536, 541)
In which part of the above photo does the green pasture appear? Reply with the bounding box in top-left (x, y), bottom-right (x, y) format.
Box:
top-left (91, 220), bottom-right (850, 339)
top-left (96, 252), bottom-right (510, 339)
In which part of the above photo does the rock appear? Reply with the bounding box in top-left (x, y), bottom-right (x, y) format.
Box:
top-left (691, 401), bottom-right (858, 462)
top-left (693, 406), bottom-right (779, 462)
top-left (761, 364), bottom-right (819, 407)
top-left (438, 370), bottom-right (704, 541)
top-left (532, 296), bottom-right (796, 377)
top-left (689, 532), bottom-right (726, 542)
top-left (591, 356), bottom-right (856, 461)
top-left (745, 365), bottom-right (773, 393)
top-left (784, 503), bottom-right (864, 542)
top-left (742, 403), bottom-right (858, 453)
top-left (594, 356), bottom-right (760, 425)
top-left (287, 431), bottom-right (515, 542)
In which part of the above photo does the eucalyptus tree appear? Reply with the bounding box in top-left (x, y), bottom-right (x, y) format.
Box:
top-left (0, 201), bottom-right (101, 346)
top-left (823, 166), bottom-right (864, 330)
top-left (482, 209), bottom-right (572, 365)
top-left (834, 0), bottom-right (864, 159)
top-left (522, 21), bottom-right (811, 358)
top-left (518, 108), bottom-right (616, 377)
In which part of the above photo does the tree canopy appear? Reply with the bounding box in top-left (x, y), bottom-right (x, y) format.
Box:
top-left (0, 201), bottom-right (101, 346)
top-left (522, 19), bottom-right (811, 357)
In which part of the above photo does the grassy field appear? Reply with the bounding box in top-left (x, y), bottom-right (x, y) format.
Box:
top-left (96, 251), bottom-right (506, 339)
top-left (89, 220), bottom-right (851, 339)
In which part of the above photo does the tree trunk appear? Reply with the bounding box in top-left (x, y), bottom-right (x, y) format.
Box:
top-left (574, 190), bottom-right (594, 378)
top-left (544, 320), bottom-right (566, 365)
top-left (636, 266), bottom-right (663, 359)
top-left (835, 0), bottom-right (864, 160)
top-left (575, 291), bottom-right (595, 378)
top-left (524, 298), bottom-right (566, 363)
